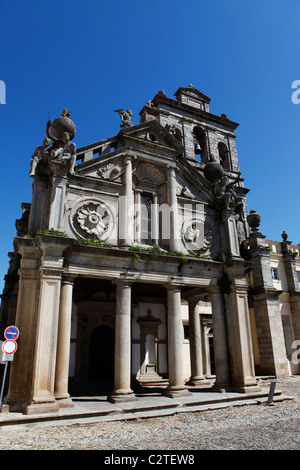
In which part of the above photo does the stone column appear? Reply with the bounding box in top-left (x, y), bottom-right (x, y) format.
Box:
top-left (168, 166), bottom-right (180, 253)
top-left (187, 298), bottom-right (209, 386)
top-left (209, 288), bottom-right (231, 391)
top-left (163, 283), bottom-right (191, 397)
top-left (224, 262), bottom-right (260, 392)
top-left (54, 275), bottom-right (76, 408)
top-left (108, 278), bottom-right (137, 403)
top-left (119, 156), bottom-right (134, 247)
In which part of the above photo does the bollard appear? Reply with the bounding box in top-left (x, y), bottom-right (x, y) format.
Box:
top-left (267, 379), bottom-right (276, 405)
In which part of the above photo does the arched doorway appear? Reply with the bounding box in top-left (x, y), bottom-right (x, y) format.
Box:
top-left (88, 325), bottom-right (115, 382)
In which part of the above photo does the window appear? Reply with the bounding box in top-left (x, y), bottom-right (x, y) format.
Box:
top-left (140, 192), bottom-right (153, 245)
top-left (296, 272), bottom-right (300, 283)
top-left (193, 126), bottom-right (207, 163)
top-left (183, 324), bottom-right (190, 341)
top-left (271, 267), bottom-right (279, 281)
top-left (218, 142), bottom-right (230, 170)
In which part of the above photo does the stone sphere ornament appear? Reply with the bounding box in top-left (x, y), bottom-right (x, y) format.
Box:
top-left (203, 160), bottom-right (224, 183)
top-left (47, 109), bottom-right (76, 142)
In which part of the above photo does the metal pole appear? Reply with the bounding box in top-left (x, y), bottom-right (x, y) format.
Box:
top-left (267, 379), bottom-right (276, 405)
top-left (0, 362), bottom-right (8, 408)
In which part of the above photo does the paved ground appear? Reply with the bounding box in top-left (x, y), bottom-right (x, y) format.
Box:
top-left (0, 376), bottom-right (299, 451)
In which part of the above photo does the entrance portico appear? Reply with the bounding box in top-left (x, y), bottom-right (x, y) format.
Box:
top-left (3, 234), bottom-right (260, 413)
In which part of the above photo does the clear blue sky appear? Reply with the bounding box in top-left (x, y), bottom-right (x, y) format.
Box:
top-left (0, 0), bottom-right (299, 292)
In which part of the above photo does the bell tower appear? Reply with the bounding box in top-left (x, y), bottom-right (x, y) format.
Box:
top-left (139, 85), bottom-right (241, 173)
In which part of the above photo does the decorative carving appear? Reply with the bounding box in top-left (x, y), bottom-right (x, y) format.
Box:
top-left (176, 182), bottom-right (196, 199)
top-left (134, 162), bottom-right (165, 185)
top-left (211, 172), bottom-right (245, 221)
top-left (182, 219), bottom-right (213, 255)
top-left (69, 198), bottom-right (115, 240)
top-left (76, 202), bottom-right (111, 236)
top-left (114, 109), bottom-right (133, 128)
top-left (97, 162), bottom-right (125, 181)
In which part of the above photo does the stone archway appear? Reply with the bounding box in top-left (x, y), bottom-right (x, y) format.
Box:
top-left (88, 325), bottom-right (115, 382)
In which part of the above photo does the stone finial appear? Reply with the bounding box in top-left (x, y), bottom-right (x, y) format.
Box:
top-left (281, 231), bottom-right (288, 241)
top-left (247, 210), bottom-right (261, 233)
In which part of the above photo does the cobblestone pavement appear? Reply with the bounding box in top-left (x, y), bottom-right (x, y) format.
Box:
top-left (0, 377), bottom-right (299, 451)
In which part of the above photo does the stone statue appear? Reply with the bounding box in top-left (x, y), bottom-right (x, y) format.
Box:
top-left (212, 172), bottom-right (244, 221)
top-left (114, 109), bottom-right (133, 128)
top-left (46, 109), bottom-right (77, 175)
top-left (50, 131), bottom-right (76, 174)
top-left (29, 137), bottom-right (51, 176)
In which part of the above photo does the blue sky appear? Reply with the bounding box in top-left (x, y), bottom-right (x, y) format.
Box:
top-left (0, 0), bottom-right (299, 292)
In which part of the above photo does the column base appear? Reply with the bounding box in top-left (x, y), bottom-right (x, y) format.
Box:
top-left (186, 376), bottom-right (211, 387)
top-left (25, 400), bottom-right (60, 415)
top-left (107, 389), bottom-right (138, 404)
top-left (55, 395), bottom-right (74, 408)
top-left (231, 383), bottom-right (262, 394)
top-left (212, 382), bottom-right (233, 393)
top-left (162, 386), bottom-right (192, 398)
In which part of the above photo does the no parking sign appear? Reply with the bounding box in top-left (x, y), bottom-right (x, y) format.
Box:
top-left (4, 326), bottom-right (19, 341)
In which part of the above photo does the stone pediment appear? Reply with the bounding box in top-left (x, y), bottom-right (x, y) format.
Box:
top-left (78, 154), bottom-right (126, 182)
top-left (174, 86), bottom-right (211, 104)
top-left (118, 120), bottom-right (184, 154)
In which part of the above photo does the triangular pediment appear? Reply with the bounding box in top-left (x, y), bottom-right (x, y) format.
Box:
top-left (118, 119), bottom-right (185, 153)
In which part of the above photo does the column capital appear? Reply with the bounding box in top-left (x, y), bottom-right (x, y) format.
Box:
top-left (112, 275), bottom-right (137, 288)
top-left (164, 281), bottom-right (184, 292)
top-left (61, 274), bottom-right (77, 285)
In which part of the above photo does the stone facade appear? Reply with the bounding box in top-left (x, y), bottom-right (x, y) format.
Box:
top-left (0, 86), bottom-right (299, 414)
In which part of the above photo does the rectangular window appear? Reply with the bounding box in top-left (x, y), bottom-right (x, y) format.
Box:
top-left (271, 267), bottom-right (279, 281)
top-left (183, 324), bottom-right (190, 341)
top-left (140, 192), bottom-right (153, 245)
top-left (297, 272), bottom-right (300, 283)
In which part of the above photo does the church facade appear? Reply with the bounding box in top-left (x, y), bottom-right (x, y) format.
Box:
top-left (0, 85), bottom-right (299, 415)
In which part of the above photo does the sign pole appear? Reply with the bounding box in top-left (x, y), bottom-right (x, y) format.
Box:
top-left (0, 362), bottom-right (8, 408)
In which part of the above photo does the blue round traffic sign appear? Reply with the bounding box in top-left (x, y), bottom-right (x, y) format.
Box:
top-left (4, 326), bottom-right (19, 341)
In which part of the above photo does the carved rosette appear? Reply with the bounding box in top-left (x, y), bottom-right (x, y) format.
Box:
top-left (69, 198), bottom-right (115, 240)
top-left (181, 219), bottom-right (213, 255)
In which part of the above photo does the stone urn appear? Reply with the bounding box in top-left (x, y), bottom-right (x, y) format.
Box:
top-left (203, 161), bottom-right (224, 183)
top-left (247, 210), bottom-right (261, 232)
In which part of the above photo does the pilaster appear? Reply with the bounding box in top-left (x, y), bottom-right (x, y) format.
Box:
top-left (167, 167), bottom-right (180, 253)
top-left (119, 156), bottom-right (134, 247)
top-left (224, 261), bottom-right (260, 392)
top-left (246, 213), bottom-right (290, 378)
top-left (5, 235), bottom-right (74, 414)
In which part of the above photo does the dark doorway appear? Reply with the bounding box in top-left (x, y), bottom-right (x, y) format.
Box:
top-left (89, 325), bottom-right (115, 382)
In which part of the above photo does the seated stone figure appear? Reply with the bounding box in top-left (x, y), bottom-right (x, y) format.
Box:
top-left (50, 131), bottom-right (76, 175)
top-left (29, 137), bottom-right (51, 176)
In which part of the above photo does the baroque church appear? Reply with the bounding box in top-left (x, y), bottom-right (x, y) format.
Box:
top-left (0, 85), bottom-right (299, 414)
